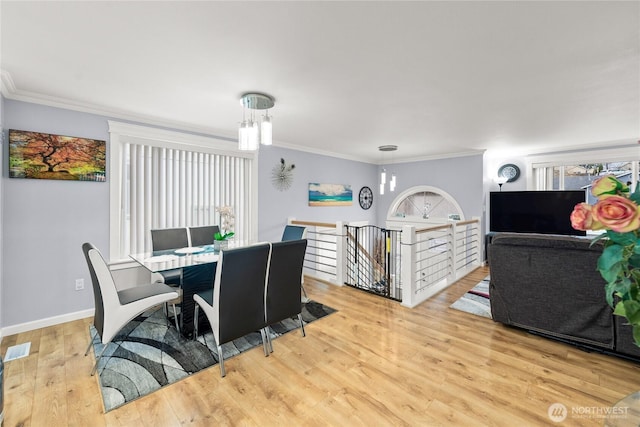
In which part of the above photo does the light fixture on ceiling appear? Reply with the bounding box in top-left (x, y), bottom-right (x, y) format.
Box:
top-left (238, 92), bottom-right (275, 151)
top-left (379, 145), bottom-right (398, 195)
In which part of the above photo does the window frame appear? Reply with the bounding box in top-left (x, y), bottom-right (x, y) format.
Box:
top-left (108, 120), bottom-right (258, 263)
top-left (526, 143), bottom-right (640, 191)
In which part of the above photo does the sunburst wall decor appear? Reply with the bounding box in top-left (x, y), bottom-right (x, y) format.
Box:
top-left (272, 158), bottom-right (295, 191)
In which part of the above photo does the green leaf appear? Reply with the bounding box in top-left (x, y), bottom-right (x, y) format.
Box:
top-left (630, 184), bottom-right (640, 204)
top-left (608, 231), bottom-right (638, 246)
top-left (629, 254), bottom-right (640, 268)
top-left (605, 283), bottom-right (617, 307)
top-left (613, 301), bottom-right (627, 317)
top-left (624, 300), bottom-right (640, 324)
top-left (632, 325), bottom-right (640, 348)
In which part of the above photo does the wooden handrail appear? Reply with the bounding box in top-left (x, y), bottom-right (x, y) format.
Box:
top-left (456, 219), bottom-right (480, 226)
top-left (291, 220), bottom-right (337, 228)
top-left (415, 218), bottom-right (480, 234)
top-left (416, 224), bottom-right (452, 234)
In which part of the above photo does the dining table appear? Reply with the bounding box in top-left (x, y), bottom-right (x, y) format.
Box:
top-left (130, 240), bottom-right (248, 337)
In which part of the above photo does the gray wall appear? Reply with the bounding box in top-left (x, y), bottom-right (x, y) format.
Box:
top-left (258, 146), bottom-right (378, 241)
top-left (1, 98), bottom-right (487, 331)
top-left (3, 100), bottom-right (110, 327)
top-left (375, 154), bottom-right (484, 222)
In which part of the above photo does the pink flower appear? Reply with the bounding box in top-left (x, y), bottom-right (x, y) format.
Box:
top-left (592, 175), bottom-right (629, 198)
top-left (592, 195), bottom-right (640, 233)
top-left (570, 203), bottom-right (604, 231)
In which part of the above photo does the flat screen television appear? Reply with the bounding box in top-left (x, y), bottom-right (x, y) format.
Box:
top-left (490, 190), bottom-right (586, 236)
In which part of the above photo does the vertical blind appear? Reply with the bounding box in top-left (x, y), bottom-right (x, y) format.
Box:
top-left (121, 143), bottom-right (253, 256)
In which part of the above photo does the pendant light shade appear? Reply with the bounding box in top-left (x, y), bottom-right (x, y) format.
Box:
top-left (379, 145), bottom-right (398, 195)
top-left (261, 113), bottom-right (272, 146)
top-left (238, 93), bottom-right (275, 151)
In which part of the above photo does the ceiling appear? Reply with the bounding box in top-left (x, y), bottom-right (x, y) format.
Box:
top-left (1, 1), bottom-right (639, 163)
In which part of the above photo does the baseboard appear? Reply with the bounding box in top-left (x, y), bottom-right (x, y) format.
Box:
top-left (1, 308), bottom-right (95, 337)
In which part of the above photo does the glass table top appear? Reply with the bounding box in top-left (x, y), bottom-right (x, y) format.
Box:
top-left (130, 240), bottom-right (249, 272)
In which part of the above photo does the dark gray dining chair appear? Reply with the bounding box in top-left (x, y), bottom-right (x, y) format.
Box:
top-left (193, 243), bottom-right (271, 377)
top-left (188, 225), bottom-right (220, 247)
top-left (82, 242), bottom-right (179, 375)
top-left (180, 262), bottom-right (217, 338)
top-left (150, 227), bottom-right (189, 286)
top-left (281, 224), bottom-right (309, 300)
top-left (264, 239), bottom-right (308, 353)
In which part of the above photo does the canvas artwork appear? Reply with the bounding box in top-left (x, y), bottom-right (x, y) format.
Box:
top-left (308, 183), bottom-right (353, 206)
top-left (8, 129), bottom-right (106, 181)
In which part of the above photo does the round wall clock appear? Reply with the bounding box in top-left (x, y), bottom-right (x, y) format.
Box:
top-left (359, 186), bottom-right (373, 210)
top-left (498, 163), bottom-right (521, 183)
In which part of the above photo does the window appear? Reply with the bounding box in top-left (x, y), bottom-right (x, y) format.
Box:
top-left (530, 145), bottom-right (640, 202)
top-left (108, 121), bottom-right (258, 262)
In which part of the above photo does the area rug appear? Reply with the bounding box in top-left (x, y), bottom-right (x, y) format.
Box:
top-left (88, 301), bottom-right (336, 412)
top-left (449, 275), bottom-right (492, 319)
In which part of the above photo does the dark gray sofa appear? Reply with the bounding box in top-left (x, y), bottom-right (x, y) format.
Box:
top-left (488, 232), bottom-right (640, 360)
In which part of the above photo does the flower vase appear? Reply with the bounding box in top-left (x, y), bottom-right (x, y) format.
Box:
top-left (214, 240), bottom-right (228, 251)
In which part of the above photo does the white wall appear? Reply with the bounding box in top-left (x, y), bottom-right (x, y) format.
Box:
top-left (0, 95), bottom-right (4, 337)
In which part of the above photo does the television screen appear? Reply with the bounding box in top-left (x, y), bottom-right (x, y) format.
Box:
top-left (490, 190), bottom-right (586, 236)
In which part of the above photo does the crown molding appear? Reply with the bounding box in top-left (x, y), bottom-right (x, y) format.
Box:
top-left (1, 69), bottom-right (488, 165)
top-left (0, 69), bottom-right (239, 140)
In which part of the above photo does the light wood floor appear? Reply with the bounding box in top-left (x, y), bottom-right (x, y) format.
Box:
top-left (2, 266), bottom-right (640, 426)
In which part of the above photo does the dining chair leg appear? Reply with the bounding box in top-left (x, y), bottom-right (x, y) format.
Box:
top-left (90, 344), bottom-right (109, 376)
top-left (301, 284), bottom-right (310, 303)
top-left (171, 303), bottom-right (180, 333)
top-left (266, 328), bottom-right (273, 353)
top-left (84, 330), bottom-right (96, 356)
top-left (298, 313), bottom-right (306, 337)
top-left (260, 329), bottom-right (269, 357)
top-left (217, 344), bottom-right (226, 377)
top-left (193, 305), bottom-right (200, 341)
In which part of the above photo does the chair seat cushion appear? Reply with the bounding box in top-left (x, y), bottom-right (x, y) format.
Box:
top-left (118, 283), bottom-right (177, 305)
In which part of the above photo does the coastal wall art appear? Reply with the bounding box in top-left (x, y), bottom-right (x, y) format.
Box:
top-left (308, 183), bottom-right (353, 206)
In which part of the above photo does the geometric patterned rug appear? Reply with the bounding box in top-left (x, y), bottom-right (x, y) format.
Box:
top-left (449, 275), bottom-right (492, 319)
top-left (89, 300), bottom-right (336, 412)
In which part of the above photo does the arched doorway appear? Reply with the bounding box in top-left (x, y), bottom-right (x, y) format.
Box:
top-left (386, 185), bottom-right (465, 226)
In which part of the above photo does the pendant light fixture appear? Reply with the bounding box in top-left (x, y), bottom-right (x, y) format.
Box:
top-left (379, 145), bottom-right (398, 195)
top-left (238, 92), bottom-right (275, 151)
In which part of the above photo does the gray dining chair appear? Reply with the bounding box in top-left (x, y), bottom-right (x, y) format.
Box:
top-left (82, 242), bottom-right (179, 375)
top-left (188, 225), bottom-right (220, 247)
top-left (193, 243), bottom-right (271, 377)
top-left (150, 227), bottom-right (189, 286)
top-left (281, 225), bottom-right (307, 241)
top-left (264, 239), bottom-right (308, 353)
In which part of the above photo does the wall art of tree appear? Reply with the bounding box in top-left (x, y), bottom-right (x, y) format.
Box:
top-left (9, 130), bottom-right (106, 181)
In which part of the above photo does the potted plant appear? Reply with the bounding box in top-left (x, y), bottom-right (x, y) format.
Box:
top-left (570, 175), bottom-right (640, 346)
top-left (214, 205), bottom-right (235, 250)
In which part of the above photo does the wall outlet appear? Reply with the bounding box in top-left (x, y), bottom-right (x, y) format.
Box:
top-left (75, 278), bottom-right (85, 291)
